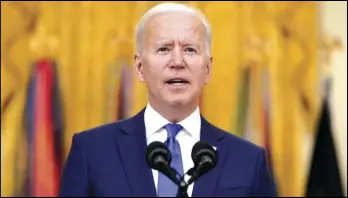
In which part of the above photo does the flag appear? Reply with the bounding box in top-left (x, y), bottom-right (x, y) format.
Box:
top-left (105, 61), bottom-right (120, 123)
top-left (260, 68), bottom-right (278, 195)
top-left (24, 59), bottom-right (64, 196)
top-left (233, 66), bottom-right (251, 137)
top-left (105, 59), bottom-right (132, 122)
top-left (305, 94), bottom-right (344, 197)
top-left (116, 61), bottom-right (133, 120)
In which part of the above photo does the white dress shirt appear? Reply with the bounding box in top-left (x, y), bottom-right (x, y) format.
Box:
top-left (144, 103), bottom-right (201, 197)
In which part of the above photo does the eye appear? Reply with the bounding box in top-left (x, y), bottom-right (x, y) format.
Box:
top-left (185, 47), bottom-right (197, 53)
top-left (157, 47), bottom-right (169, 53)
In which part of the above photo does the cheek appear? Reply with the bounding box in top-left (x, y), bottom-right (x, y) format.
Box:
top-left (193, 67), bottom-right (209, 86)
top-left (186, 59), bottom-right (208, 77)
top-left (143, 56), bottom-right (168, 82)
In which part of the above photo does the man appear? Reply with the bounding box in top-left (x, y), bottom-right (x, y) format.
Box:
top-left (59, 3), bottom-right (277, 197)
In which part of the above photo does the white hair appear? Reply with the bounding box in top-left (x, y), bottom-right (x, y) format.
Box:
top-left (135, 3), bottom-right (212, 56)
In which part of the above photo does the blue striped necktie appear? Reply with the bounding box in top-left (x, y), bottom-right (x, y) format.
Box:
top-left (157, 123), bottom-right (184, 197)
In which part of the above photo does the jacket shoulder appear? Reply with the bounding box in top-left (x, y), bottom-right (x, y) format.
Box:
top-left (72, 117), bottom-right (132, 146)
top-left (209, 122), bottom-right (265, 156)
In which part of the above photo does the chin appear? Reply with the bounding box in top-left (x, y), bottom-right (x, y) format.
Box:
top-left (166, 97), bottom-right (191, 107)
top-left (166, 100), bottom-right (184, 107)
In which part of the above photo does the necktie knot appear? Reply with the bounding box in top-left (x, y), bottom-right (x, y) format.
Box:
top-left (164, 123), bottom-right (183, 139)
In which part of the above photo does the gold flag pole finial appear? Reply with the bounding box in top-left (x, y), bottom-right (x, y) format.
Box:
top-left (29, 26), bottom-right (58, 60)
top-left (244, 35), bottom-right (267, 67)
top-left (321, 35), bottom-right (343, 65)
top-left (107, 30), bottom-right (132, 61)
top-left (320, 35), bottom-right (343, 76)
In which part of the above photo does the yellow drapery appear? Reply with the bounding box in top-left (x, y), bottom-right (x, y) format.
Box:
top-left (1, 1), bottom-right (319, 196)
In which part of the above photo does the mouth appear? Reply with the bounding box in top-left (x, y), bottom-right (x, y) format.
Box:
top-left (165, 78), bottom-right (190, 86)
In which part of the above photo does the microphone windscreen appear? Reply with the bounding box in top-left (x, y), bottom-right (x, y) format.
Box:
top-left (146, 141), bottom-right (171, 169)
top-left (191, 141), bottom-right (217, 165)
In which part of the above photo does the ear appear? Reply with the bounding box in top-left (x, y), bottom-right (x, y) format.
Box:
top-left (134, 53), bottom-right (145, 82)
top-left (204, 56), bottom-right (213, 84)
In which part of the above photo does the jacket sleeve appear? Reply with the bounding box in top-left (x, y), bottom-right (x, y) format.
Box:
top-left (59, 133), bottom-right (91, 197)
top-left (252, 149), bottom-right (278, 197)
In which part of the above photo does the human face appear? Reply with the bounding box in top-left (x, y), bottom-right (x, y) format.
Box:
top-left (134, 12), bottom-right (212, 109)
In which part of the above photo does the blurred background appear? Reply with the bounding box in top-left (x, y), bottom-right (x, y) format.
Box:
top-left (1, 1), bottom-right (346, 197)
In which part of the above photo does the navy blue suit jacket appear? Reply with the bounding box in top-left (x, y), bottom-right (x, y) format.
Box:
top-left (59, 108), bottom-right (277, 197)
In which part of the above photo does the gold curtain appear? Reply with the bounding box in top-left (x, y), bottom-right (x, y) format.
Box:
top-left (1, 1), bottom-right (319, 196)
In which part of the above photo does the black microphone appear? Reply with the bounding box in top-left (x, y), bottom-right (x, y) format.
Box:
top-left (187, 141), bottom-right (218, 185)
top-left (145, 141), bottom-right (180, 185)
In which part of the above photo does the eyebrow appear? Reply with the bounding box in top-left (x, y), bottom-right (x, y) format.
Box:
top-left (181, 41), bottom-right (200, 47)
top-left (154, 40), bottom-right (174, 46)
top-left (154, 40), bottom-right (201, 47)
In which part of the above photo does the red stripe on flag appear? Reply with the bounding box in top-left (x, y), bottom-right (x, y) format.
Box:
top-left (33, 59), bottom-right (59, 196)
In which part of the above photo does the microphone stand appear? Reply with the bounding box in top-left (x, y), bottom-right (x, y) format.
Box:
top-left (164, 167), bottom-right (188, 197)
top-left (176, 169), bottom-right (196, 197)
top-left (176, 167), bottom-right (202, 197)
top-left (176, 177), bottom-right (189, 197)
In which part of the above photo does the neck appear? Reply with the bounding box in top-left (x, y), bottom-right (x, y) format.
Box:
top-left (148, 100), bottom-right (199, 123)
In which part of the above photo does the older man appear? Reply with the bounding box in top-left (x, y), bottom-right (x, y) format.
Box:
top-left (59, 3), bottom-right (277, 197)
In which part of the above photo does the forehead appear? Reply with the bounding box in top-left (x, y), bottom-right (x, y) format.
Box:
top-left (145, 12), bottom-right (205, 43)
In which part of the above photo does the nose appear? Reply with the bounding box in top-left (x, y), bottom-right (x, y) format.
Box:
top-left (170, 47), bottom-right (185, 69)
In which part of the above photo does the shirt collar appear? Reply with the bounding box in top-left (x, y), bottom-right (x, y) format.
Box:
top-left (144, 103), bottom-right (201, 140)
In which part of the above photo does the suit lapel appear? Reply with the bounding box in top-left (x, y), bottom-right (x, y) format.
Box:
top-left (116, 108), bottom-right (157, 197)
top-left (192, 116), bottom-right (228, 197)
